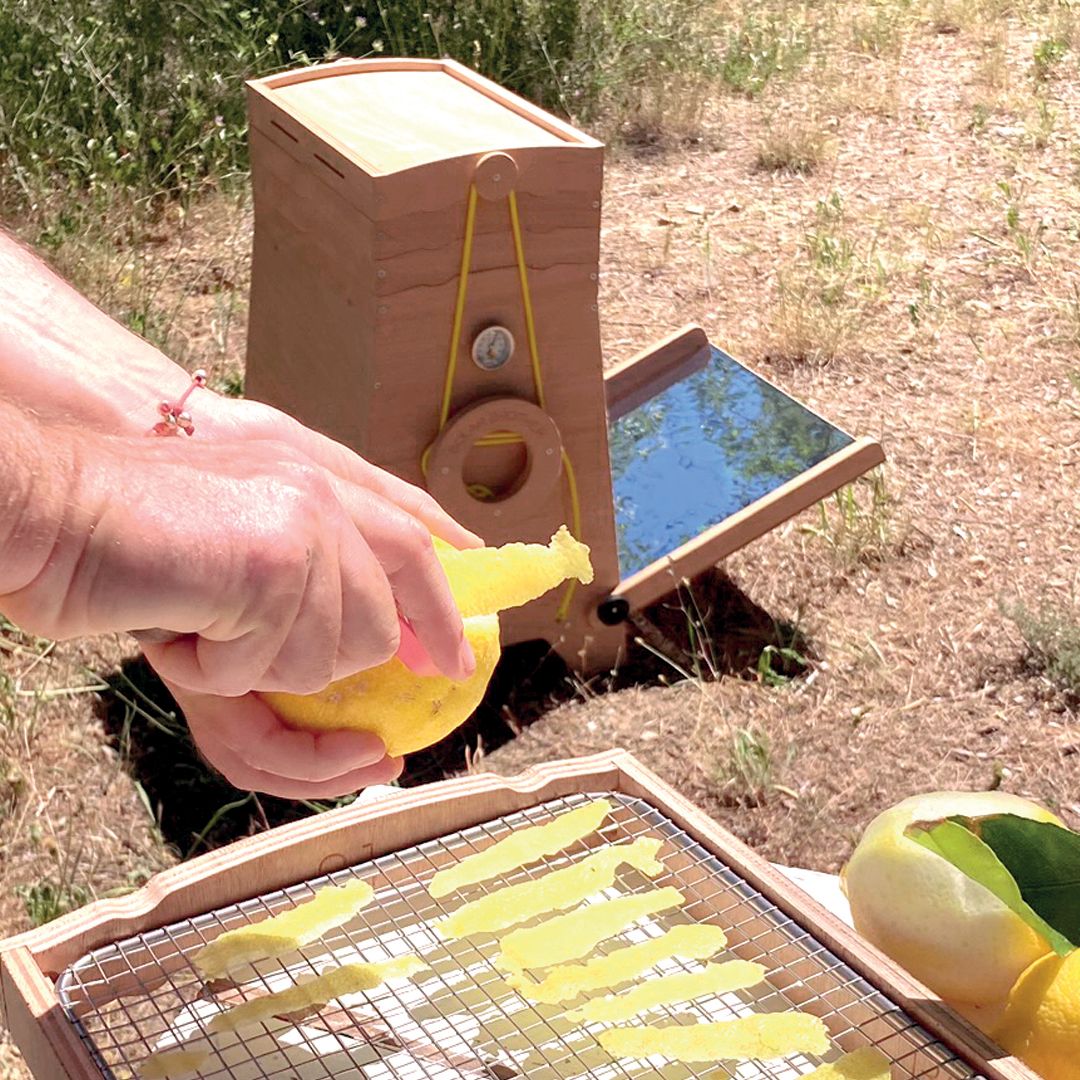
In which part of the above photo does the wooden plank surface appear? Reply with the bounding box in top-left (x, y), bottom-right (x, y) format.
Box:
top-left (270, 70), bottom-right (569, 174)
top-left (604, 324), bottom-right (712, 420)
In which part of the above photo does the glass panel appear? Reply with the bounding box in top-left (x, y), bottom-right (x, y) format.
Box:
top-left (609, 346), bottom-right (853, 578)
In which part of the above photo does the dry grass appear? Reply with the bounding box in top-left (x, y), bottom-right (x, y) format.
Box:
top-left (755, 110), bottom-right (836, 174)
top-left (486, 0), bottom-right (1080, 865)
top-left (4, 0), bottom-right (1080, 1072)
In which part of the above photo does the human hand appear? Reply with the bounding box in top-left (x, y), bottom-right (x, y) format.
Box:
top-left (196, 393), bottom-right (480, 550)
top-left (3, 431), bottom-right (474, 696)
top-left (0, 237), bottom-right (479, 797)
top-left (165, 680), bottom-right (404, 798)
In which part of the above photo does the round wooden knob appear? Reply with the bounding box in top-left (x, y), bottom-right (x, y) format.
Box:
top-left (474, 151), bottom-right (518, 201)
top-left (426, 397), bottom-right (562, 528)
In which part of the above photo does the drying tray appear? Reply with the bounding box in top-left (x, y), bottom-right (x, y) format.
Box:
top-left (0, 751), bottom-right (1037, 1079)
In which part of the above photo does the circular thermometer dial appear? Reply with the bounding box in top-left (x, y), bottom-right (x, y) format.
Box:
top-left (472, 325), bottom-right (515, 371)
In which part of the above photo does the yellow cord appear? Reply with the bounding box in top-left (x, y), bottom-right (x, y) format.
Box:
top-left (420, 184), bottom-right (478, 477)
top-left (557, 448), bottom-right (583, 621)
top-left (508, 191), bottom-right (547, 411)
top-left (508, 190), bottom-right (583, 620)
top-left (422, 185), bottom-right (584, 623)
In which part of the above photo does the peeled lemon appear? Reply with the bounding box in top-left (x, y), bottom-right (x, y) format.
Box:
top-left (262, 527), bottom-right (592, 757)
top-left (841, 791), bottom-right (1062, 1009)
top-left (992, 948), bottom-right (1080, 1080)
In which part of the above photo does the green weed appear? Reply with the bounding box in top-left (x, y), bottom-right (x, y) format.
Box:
top-left (14, 811), bottom-right (93, 926)
top-left (0, 0), bottom-right (722, 227)
top-left (719, 7), bottom-right (812, 97)
top-left (802, 470), bottom-right (895, 565)
top-left (1003, 597), bottom-right (1080, 695)
top-left (715, 726), bottom-right (796, 807)
top-left (16, 880), bottom-right (91, 927)
top-left (756, 642), bottom-right (810, 687)
top-left (1027, 96), bottom-right (1058, 149)
top-left (1032, 35), bottom-right (1069, 81)
top-left (996, 179), bottom-right (1047, 271)
top-left (768, 192), bottom-right (889, 364)
top-left (969, 102), bottom-right (991, 133)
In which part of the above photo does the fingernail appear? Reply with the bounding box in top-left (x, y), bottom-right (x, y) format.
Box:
top-left (459, 635), bottom-right (476, 678)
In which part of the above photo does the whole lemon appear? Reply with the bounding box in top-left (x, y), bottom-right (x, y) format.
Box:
top-left (262, 528), bottom-right (592, 757)
top-left (263, 614), bottom-right (501, 757)
top-left (841, 791), bottom-right (1062, 1008)
top-left (993, 949), bottom-right (1080, 1080)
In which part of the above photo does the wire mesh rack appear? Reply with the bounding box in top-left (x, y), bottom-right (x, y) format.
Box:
top-left (56, 792), bottom-right (986, 1080)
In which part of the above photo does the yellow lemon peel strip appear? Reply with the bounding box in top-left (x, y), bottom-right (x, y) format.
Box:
top-left (496, 887), bottom-right (685, 973)
top-left (802, 1047), bottom-right (893, 1079)
top-left (433, 526), bottom-right (593, 618)
top-left (139, 956), bottom-right (425, 1078)
top-left (429, 798), bottom-right (612, 899)
top-left (193, 878), bottom-right (374, 981)
top-left (598, 1012), bottom-right (831, 1063)
top-left (139, 1049), bottom-right (209, 1079)
top-left (567, 960), bottom-right (767, 1024)
top-left (514, 923), bottom-right (730, 1004)
top-left (207, 955), bottom-right (426, 1035)
top-left (438, 837), bottom-right (664, 940)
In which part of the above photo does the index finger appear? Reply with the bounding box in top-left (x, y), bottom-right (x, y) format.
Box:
top-left (332, 481), bottom-right (475, 682)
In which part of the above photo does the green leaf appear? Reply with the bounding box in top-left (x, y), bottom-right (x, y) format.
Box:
top-left (960, 814), bottom-right (1080, 948)
top-left (905, 818), bottom-right (1075, 957)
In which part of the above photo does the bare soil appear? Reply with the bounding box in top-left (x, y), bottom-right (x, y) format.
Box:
top-left (3, 8), bottom-right (1080, 1076)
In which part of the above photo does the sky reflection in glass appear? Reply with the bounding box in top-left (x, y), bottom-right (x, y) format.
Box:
top-left (609, 346), bottom-right (852, 578)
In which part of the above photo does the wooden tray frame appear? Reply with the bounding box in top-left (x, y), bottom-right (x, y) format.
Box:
top-left (0, 750), bottom-right (1033, 1080)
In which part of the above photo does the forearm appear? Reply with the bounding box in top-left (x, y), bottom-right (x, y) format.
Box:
top-left (0, 231), bottom-right (195, 435)
top-left (0, 399), bottom-right (88, 615)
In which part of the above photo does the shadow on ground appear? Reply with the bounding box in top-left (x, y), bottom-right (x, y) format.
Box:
top-left (97, 567), bottom-right (810, 856)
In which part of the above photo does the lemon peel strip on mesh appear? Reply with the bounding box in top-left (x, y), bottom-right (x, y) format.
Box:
top-left (139, 1048), bottom-right (209, 1079)
top-left (192, 878), bottom-right (374, 981)
top-left (428, 798), bottom-right (612, 899)
top-left (207, 955), bottom-right (427, 1034)
top-left (511, 922), bottom-right (730, 1004)
top-left (139, 956), bottom-right (425, 1079)
top-left (802, 1047), bottom-right (893, 1079)
top-left (566, 959), bottom-right (767, 1024)
top-left (598, 1012), bottom-right (831, 1063)
top-left (432, 525), bottom-right (593, 617)
top-left (496, 886), bottom-right (685, 973)
top-left (438, 837), bottom-right (664, 940)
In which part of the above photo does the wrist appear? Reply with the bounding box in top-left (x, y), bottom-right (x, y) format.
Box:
top-left (0, 405), bottom-right (87, 608)
top-left (0, 232), bottom-right (201, 437)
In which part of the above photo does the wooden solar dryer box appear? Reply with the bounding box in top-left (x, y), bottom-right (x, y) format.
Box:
top-left (245, 59), bottom-right (884, 671)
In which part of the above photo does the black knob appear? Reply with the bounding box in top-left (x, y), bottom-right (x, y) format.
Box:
top-left (596, 597), bottom-right (630, 626)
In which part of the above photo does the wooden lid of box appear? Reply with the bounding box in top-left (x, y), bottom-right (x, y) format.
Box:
top-left (255, 60), bottom-right (583, 175)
